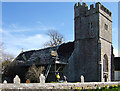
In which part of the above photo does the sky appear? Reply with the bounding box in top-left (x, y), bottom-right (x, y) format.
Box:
top-left (1, 2), bottom-right (118, 57)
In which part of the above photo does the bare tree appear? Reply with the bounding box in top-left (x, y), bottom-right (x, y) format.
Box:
top-left (26, 64), bottom-right (45, 83)
top-left (44, 30), bottom-right (65, 47)
top-left (2, 53), bottom-right (14, 62)
top-left (0, 42), bottom-right (14, 62)
top-left (0, 42), bottom-right (14, 76)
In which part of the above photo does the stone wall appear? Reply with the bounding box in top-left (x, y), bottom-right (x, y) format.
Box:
top-left (0, 82), bottom-right (120, 90)
top-left (100, 39), bottom-right (112, 82)
top-left (99, 5), bottom-right (112, 82)
top-left (66, 39), bottom-right (99, 82)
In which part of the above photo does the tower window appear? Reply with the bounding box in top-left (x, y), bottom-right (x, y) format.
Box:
top-left (89, 22), bottom-right (94, 36)
top-left (105, 24), bottom-right (108, 30)
top-left (89, 22), bottom-right (93, 30)
top-left (89, 22), bottom-right (93, 33)
top-left (91, 23), bottom-right (93, 28)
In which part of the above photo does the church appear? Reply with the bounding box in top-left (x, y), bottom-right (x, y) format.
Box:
top-left (2, 2), bottom-right (117, 83)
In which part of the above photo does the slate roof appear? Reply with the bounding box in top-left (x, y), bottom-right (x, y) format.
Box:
top-left (13, 42), bottom-right (74, 66)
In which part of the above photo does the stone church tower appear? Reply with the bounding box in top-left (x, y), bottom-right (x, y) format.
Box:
top-left (66, 2), bottom-right (112, 82)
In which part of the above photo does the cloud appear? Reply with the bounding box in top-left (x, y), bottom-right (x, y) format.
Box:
top-left (0, 28), bottom-right (2, 33)
top-left (2, 23), bottom-right (54, 56)
top-left (4, 33), bottom-right (49, 56)
top-left (13, 34), bottom-right (49, 49)
top-left (0, 28), bottom-right (2, 41)
top-left (3, 23), bottom-right (56, 33)
top-left (8, 24), bottom-right (17, 28)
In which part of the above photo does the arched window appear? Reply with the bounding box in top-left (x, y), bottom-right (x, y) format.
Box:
top-left (103, 54), bottom-right (108, 72)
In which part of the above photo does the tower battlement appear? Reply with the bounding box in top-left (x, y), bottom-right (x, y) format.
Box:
top-left (100, 4), bottom-right (112, 16)
top-left (74, 2), bottom-right (88, 7)
top-left (74, 2), bottom-right (112, 20)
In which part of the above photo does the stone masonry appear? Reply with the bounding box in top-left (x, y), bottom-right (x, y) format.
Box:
top-left (65, 2), bottom-right (113, 82)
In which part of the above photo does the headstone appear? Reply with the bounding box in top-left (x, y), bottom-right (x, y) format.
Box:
top-left (39, 74), bottom-right (45, 84)
top-left (63, 76), bottom-right (67, 83)
top-left (13, 75), bottom-right (20, 84)
top-left (64, 81), bottom-right (67, 83)
top-left (80, 75), bottom-right (84, 83)
top-left (3, 80), bottom-right (7, 84)
top-left (64, 76), bottom-right (67, 81)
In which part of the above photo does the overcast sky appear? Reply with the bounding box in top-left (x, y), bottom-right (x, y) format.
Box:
top-left (2, 2), bottom-right (118, 57)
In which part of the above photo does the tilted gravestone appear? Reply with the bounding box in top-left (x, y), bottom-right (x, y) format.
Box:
top-left (39, 74), bottom-right (45, 84)
top-left (13, 75), bottom-right (20, 84)
top-left (80, 75), bottom-right (84, 83)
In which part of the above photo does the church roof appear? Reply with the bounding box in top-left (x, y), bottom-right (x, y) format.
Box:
top-left (13, 42), bottom-right (74, 66)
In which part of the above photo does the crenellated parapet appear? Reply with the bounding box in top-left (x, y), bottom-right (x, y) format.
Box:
top-left (74, 2), bottom-right (112, 21)
top-left (100, 4), bottom-right (112, 16)
top-left (74, 2), bottom-right (88, 7)
top-left (74, 2), bottom-right (88, 17)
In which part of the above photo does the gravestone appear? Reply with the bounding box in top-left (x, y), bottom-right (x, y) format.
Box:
top-left (3, 80), bottom-right (7, 84)
top-left (13, 75), bottom-right (20, 84)
top-left (81, 75), bottom-right (84, 83)
top-left (39, 74), bottom-right (45, 84)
